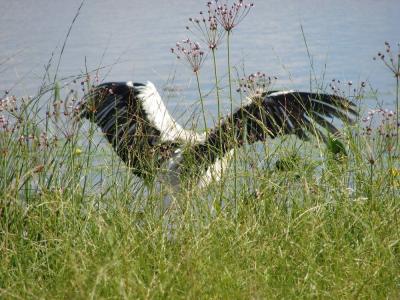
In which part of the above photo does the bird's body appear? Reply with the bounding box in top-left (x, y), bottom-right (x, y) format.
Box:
top-left (81, 80), bottom-right (357, 208)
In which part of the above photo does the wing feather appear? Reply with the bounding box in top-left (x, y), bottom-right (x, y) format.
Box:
top-left (254, 91), bottom-right (357, 139)
top-left (81, 81), bottom-right (183, 180)
top-left (189, 90), bottom-right (357, 168)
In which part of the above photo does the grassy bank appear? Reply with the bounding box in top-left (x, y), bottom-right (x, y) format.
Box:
top-left (0, 79), bottom-right (399, 299)
top-left (1, 187), bottom-right (399, 299)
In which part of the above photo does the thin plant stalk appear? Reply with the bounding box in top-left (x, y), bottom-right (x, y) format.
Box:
top-left (396, 43), bottom-right (400, 146)
top-left (81, 70), bottom-right (93, 200)
top-left (211, 48), bottom-right (224, 211)
top-left (212, 49), bottom-right (221, 123)
top-left (369, 161), bottom-right (374, 201)
top-left (396, 66), bottom-right (399, 146)
top-left (227, 32), bottom-right (234, 109)
top-left (195, 71), bottom-right (207, 132)
top-left (227, 31), bottom-right (237, 213)
top-left (211, 48), bottom-right (222, 158)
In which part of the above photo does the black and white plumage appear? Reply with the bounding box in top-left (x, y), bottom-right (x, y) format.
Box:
top-left (81, 81), bottom-right (357, 190)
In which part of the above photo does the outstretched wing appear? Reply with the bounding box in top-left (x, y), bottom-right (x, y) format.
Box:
top-left (191, 90), bottom-right (357, 165)
top-left (80, 81), bottom-right (194, 181)
top-left (241, 90), bottom-right (358, 142)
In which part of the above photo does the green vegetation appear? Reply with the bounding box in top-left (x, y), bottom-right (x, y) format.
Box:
top-left (1, 1), bottom-right (399, 298)
top-left (0, 75), bottom-right (399, 298)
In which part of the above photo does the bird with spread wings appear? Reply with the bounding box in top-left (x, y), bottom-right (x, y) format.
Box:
top-left (80, 80), bottom-right (357, 194)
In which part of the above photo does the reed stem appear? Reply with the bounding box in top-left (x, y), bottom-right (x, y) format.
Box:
top-left (195, 71), bottom-right (207, 132)
top-left (227, 32), bottom-right (238, 213)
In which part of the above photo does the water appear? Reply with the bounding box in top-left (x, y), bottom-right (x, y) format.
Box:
top-left (1, 0), bottom-right (399, 120)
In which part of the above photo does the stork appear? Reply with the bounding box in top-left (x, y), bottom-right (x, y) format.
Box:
top-left (80, 80), bottom-right (357, 209)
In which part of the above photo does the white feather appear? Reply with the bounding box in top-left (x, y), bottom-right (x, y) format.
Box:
top-left (137, 81), bottom-right (206, 143)
top-left (268, 90), bottom-right (295, 97)
top-left (158, 148), bottom-right (234, 212)
top-left (197, 149), bottom-right (234, 188)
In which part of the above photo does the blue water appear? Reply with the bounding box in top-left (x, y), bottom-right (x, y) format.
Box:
top-left (1, 0), bottom-right (399, 119)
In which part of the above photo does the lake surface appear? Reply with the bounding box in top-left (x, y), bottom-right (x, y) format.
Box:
top-left (1, 0), bottom-right (400, 119)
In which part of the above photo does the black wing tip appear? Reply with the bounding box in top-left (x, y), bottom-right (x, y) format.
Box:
top-left (311, 92), bottom-right (358, 114)
top-left (255, 89), bottom-right (359, 142)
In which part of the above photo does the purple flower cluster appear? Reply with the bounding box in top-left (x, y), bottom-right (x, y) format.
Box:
top-left (373, 41), bottom-right (400, 78)
top-left (328, 78), bottom-right (366, 100)
top-left (208, 0), bottom-right (254, 32)
top-left (187, 9), bottom-right (225, 50)
top-left (1, 95), bottom-right (20, 134)
top-left (362, 108), bottom-right (399, 138)
top-left (0, 116), bottom-right (56, 149)
top-left (0, 95), bottom-right (18, 113)
top-left (172, 1), bottom-right (254, 76)
top-left (237, 72), bottom-right (277, 96)
top-left (0, 114), bottom-right (9, 130)
top-left (15, 131), bottom-right (58, 149)
top-left (171, 39), bottom-right (206, 73)
top-left (0, 85), bottom-right (81, 148)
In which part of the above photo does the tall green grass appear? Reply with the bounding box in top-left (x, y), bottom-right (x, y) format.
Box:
top-left (1, 0), bottom-right (400, 297)
top-left (0, 70), bottom-right (399, 298)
